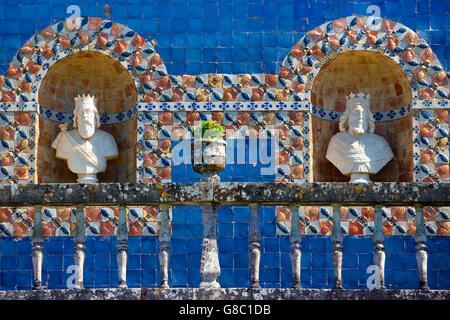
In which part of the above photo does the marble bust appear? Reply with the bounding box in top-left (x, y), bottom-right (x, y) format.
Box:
top-left (52, 94), bottom-right (119, 183)
top-left (325, 93), bottom-right (394, 183)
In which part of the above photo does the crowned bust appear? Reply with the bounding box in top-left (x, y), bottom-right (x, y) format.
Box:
top-left (325, 92), bottom-right (394, 183)
top-left (52, 94), bottom-right (119, 183)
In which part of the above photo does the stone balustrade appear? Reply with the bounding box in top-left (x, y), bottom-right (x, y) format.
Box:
top-left (0, 182), bottom-right (449, 291)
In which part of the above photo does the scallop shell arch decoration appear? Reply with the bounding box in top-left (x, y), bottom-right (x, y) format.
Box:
top-left (1, 17), bottom-right (167, 105)
top-left (279, 15), bottom-right (449, 103)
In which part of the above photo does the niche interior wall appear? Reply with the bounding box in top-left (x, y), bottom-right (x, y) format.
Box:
top-left (36, 51), bottom-right (137, 183)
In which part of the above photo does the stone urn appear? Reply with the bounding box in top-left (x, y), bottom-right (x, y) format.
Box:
top-left (191, 138), bottom-right (227, 182)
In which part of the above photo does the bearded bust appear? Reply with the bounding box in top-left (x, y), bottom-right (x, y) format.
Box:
top-left (52, 94), bottom-right (119, 183)
top-left (325, 93), bottom-right (394, 183)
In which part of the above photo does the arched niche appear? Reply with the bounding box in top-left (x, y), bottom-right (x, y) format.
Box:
top-left (37, 51), bottom-right (137, 183)
top-left (311, 50), bottom-right (413, 182)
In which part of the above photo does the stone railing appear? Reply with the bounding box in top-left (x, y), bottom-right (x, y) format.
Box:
top-left (0, 182), bottom-right (449, 291)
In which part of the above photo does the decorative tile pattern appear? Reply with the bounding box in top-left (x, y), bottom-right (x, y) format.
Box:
top-left (0, 111), bottom-right (37, 184)
top-left (381, 207), bottom-right (416, 236)
top-left (423, 206), bottom-right (450, 236)
top-left (137, 110), bottom-right (312, 183)
top-left (312, 104), bottom-right (412, 122)
top-left (281, 16), bottom-right (448, 102)
top-left (127, 206), bottom-right (160, 236)
top-left (340, 206), bottom-right (375, 236)
top-left (275, 206), bottom-right (438, 236)
top-left (0, 207), bottom-right (34, 237)
top-left (41, 207), bottom-right (75, 237)
top-left (413, 109), bottom-right (449, 182)
top-left (38, 105), bottom-right (137, 125)
top-left (2, 18), bottom-right (164, 104)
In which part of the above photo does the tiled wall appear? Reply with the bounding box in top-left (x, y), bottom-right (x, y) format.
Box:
top-left (0, 0), bottom-right (448, 76)
top-left (0, 1), bottom-right (449, 290)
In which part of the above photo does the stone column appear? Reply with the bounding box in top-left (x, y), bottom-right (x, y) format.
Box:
top-left (158, 204), bottom-right (171, 289)
top-left (290, 205), bottom-right (302, 289)
top-left (116, 206), bottom-right (128, 289)
top-left (32, 206), bottom-right (44, 290)
top-left (373, 205), bottom-right (386, 289)
top-left (73, 205), bottom-right (86, 289)
top-left (199, 202), bottom-right (220, 289)
top-left (415, 204), bottom-right (429, 290)
top-left (248, 203), bottom-right (261, 289)
top-left (331, 204), bottom-right (343, 289)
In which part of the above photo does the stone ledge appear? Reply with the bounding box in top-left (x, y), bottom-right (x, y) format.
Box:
top-left (1, 182), bottom-right (450, 206)
top-left (0, 288), bottom-right (448, 300)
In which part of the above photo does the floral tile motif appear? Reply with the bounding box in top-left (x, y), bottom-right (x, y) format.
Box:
top-left (340, 206), bottom-right (375, 236)
top-left (423, 206), bottom-right (450, 236)
top-left (41, 207), bottom-right (75, 237)
top-left (0, 111), bottom-right (36, 184)
top-left (281, 16), bottom-right (448, 102)
top-left (0, 207), bottom-right (34, 237)
top-left (127, 206), bottom-right (161, 236)
top-left (381, 206), bottom-right (416, 236)
top-left (413, 109), bottom-right (449, 182)
top-left (274, 206), bottom-right (445, 237)
top-left (85, 207), bottom-right (119, 236)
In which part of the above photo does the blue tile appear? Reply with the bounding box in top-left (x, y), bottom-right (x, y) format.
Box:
top-left (261, 268), bottom-right (279, 284)
top-left (94, 270), bottom-right (109, 286)
top-left (263, 237), bottom-right (279, 252)
top-left (233, 238), bottom-right (248, 253)
top-left (233, 206), bottom-right (250, 222)
top-left (220, 268), bottom-right (234, 285)
top-left (171, 269), bottom-right (188, 285)
top-left (301, 252), bottom-right (311, 268)
top-left (46, 255), bottom-right (63, 271)
top-left (343, 268), bottom-right (359, 285)
top-left (94, 254), bottom-right (110, 271)
top-left (220, 253), bottom-right (233, 268)
top-left (171, 223), bottom-right (187, 239)
top-left (142, 269), bottom-right (157, 287)
top-left (1, 256), bottom-right (16, 271)
top-left (312, 253), bottom-right (327, 268)
top-left (142, 254), bottom-right (158, 269)
top-left (234, 253), bottom-right (248, 268)
top-left (311, 268), bottom-right (327, 285)
top-left (1, 239), bottom-right (16, 255)
top-left (171, 254), bottom-right (187, 268)
top-left (142, 238), bottom-right (157, 253)
top-left (47, 271), bottom-right (64, 289)
top-left (127, 270), bottom-right (141, 286)
top-left (127, 238), bottom-right (141, 254)
top-left (187, 239), bottom-right (202, 254)
top-left (171, 239), bottom-right (187, 253)
top-left (127, 254), bottom-right (141, 270)
top-left (234, 223), bottom-right (248, 238)
top-left (218, 238), bottom-right (234, 253)
top-left (311, 236), bottom-right (327, 252)
top-left (261, 252), bottom-right (279, 268)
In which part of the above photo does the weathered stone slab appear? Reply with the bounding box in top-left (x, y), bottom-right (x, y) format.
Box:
top-left (0, 288), bottom-right (448, 300)
top-left (0, 182), bottom-right (449, 206)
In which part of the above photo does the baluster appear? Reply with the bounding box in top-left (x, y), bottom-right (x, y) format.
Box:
top-left (415, 204), bottom-right (429, 290)
top-left (117, 206), bottom-right (128, 288)
top-left (158, 204), bottom-right (171, 289)
top-left (290, 205), bottom-right (302, 289)
top-left (331, 204), bottom-right (343, 289)
top-left (199, 202), bottom-right (220, 289)
top-left (373, 205), bottom-right (386, 289)
top-left (73, 205), bottom-right (86, 289)
top-left (248, 203), bottom-right (261, 289)
top-left (32, 205), bottom-right (44, 290)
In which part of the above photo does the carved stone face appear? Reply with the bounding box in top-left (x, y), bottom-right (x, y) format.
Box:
top-left (77, 103), bottom-right (96, 139)
top-left (348, 104), bottom-right (369, 136)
